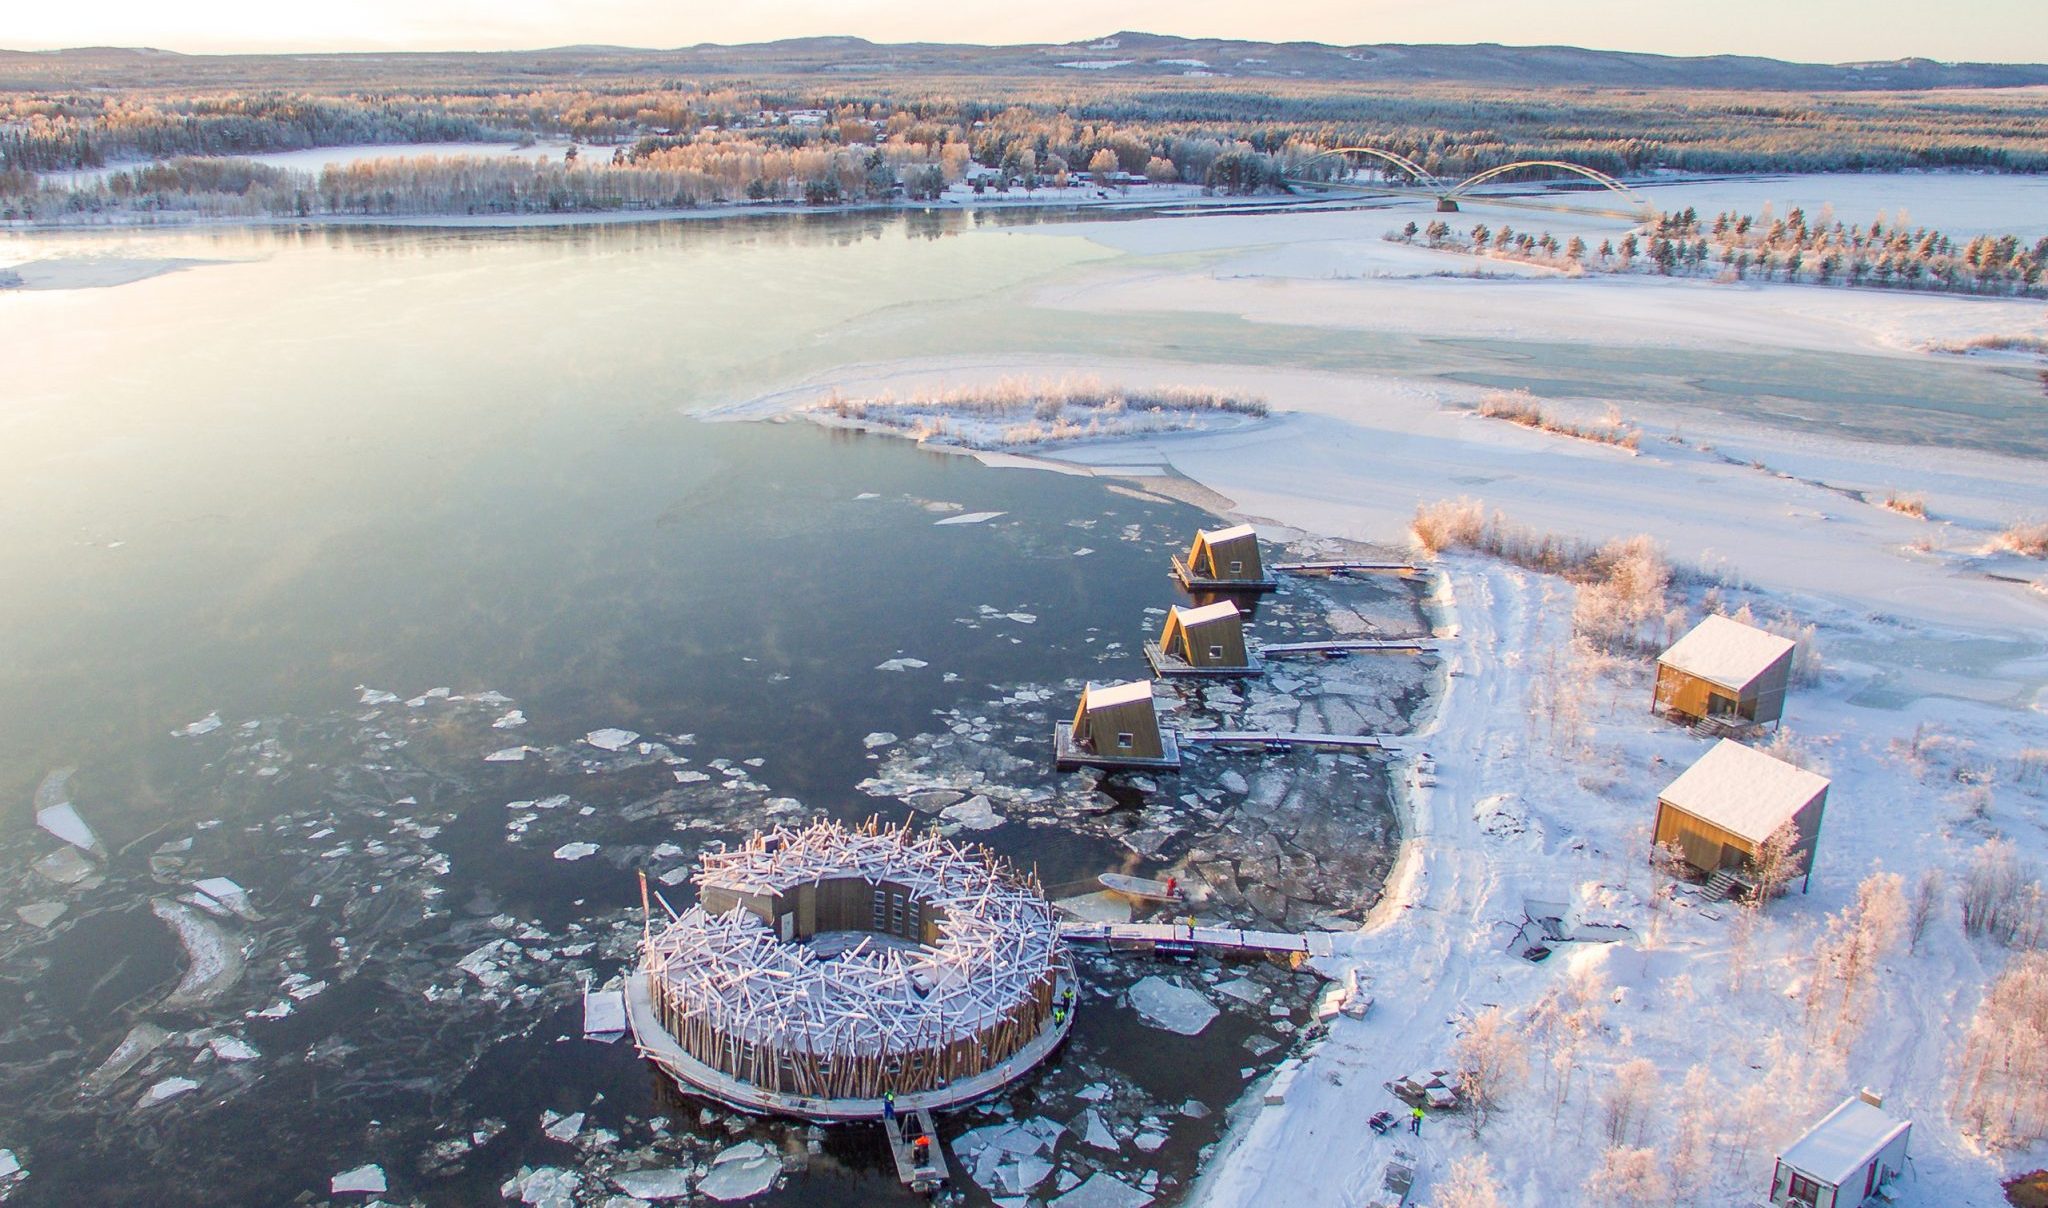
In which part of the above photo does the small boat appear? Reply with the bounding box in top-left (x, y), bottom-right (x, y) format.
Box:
top-left (1098, 873), bottom-right (1184, 901)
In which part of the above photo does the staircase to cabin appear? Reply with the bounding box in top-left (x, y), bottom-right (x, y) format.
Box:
top-left (1701, 870), bottom-right (1742, 903)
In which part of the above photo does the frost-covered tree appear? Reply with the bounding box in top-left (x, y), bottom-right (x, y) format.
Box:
top-left (1430, 1154), bottom-right (1506, 1208)
top-left (1452, 1005), bottom-right (1529, 1137)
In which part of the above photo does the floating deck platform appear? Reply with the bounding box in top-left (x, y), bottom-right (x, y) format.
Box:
top-left (1179, 731), bottom-right (1395, 752)
top-left (1053, 721), bottom-right (1182, 772)
top-left (1061, 920), bottom-right (1336, 961)
top-left (882, 1108), bottom-right (950, 1194)
top-left (1171, 554), bottom-right (1278, 593)
top-left (1272, 560), bottom-right (1424, 576)
top-left (1143, 640), bottom-right (1264, 679)
top-left (1259, 639), bottom-right (1436, 657)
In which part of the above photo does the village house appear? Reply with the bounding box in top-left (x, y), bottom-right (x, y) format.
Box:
top-left (1653, 614), bottom-right (1796, 729)
top-left (1054, 680), bottom-right (1181, 771)
top-left (1769, 1092), bottom-right (1911, 1208)
top-left (1172, 523), bottom-right (1277, 592)
top-left (1653, 739), bottom-right (1829, 895)
top-left (1146, 600), bottom-right (1261, 678)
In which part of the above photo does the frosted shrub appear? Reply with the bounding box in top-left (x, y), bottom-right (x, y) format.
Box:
top-left (1450, 1005), bottom-right (1528, 1137)
top-left (1951, 953), bottom-right (2048, 1147)
top-left (1961, 839), bottom-right (2046, 948)
top-left (1995, 520), bottom-right (2048, 557)
top-left (1584, 1145), bottom-right (1670, 1207)
top-left (1431, 1155), bottom-right (1506, 1208)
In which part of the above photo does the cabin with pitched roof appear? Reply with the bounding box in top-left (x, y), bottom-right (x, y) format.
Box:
top-left (1769, 1092), bottom-right (1910, 1208)
top-left (1654, 739), bottom-right (1828, 894)
top-left (1146, 601), bottom-right (1261, 678)
top-left (1054, 680), bottom-right (1181, 771)
top-left (1172, 524), bottom-right (1277, 592)
top-left (1654, 615), bottom-right (1796, 729)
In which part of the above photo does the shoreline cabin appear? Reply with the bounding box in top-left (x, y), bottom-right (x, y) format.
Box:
top-left (1654, 739), bottom-right (1828, 895)
top-left (1654, 614), bottom-right (1796, 729)
top-left (1769, 1092), bottom-right (1910, 1208)
top-left (1173, 524), bottom-right (1277, 591)
top-left (1147, 601), bottom-right (1260, 678)
top-left (1055, 680), bottom-right (1181, 771)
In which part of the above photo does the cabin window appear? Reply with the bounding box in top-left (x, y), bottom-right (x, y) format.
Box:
top-left (1707, 692), bottom-right (1738, 717)
top-left (872, 888), bottom-right (888, 931)
top-left (1785, 1172), bottom-right (1824, 1205)
top-left (1229, 559), bottom-right (1243, 573)
top-left (1208, 644), bottom-right (1224, 660)
top-left (1116, 731), bottom-right (1134, 749)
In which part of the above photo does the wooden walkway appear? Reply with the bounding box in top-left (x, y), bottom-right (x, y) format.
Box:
top-left (1180, 731), bottom-right (1396, 752)
top-left (881, 1108), bottom-right (949, 1194)
top-left (1273, 560), bottom-right (1424, 576)
top-left (1061, 920), bottom-right (1336, 960)
top-left (1260, 639), bottom-right (1435, 656)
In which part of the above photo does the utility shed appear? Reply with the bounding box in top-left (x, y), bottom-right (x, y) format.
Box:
top-left (1054, 680), bottom-right (1181, 770)
top-left (1146, 601), bottom-right (1260, 678)
top-left (1654, 614), bottom-right (1796, 728)
top-left (1769, 1093), bottom-right (1910, 1208)
top-left (1654, 739), bottom-right (1828, 893)
top-left (1174, 524), bottom-right (1275, 591)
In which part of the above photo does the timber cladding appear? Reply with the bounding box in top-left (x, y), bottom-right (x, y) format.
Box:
top-left (1073, 688), bottom-right (1164, 759)
top-left (1653, 786), bottom-right (1826, 884)
top-left (1189, 526), bottom-right (1264, 581)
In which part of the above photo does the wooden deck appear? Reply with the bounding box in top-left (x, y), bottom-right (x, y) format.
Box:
top-left (1272, 560), bottom-right (1424, 576)
top-left (1061, 920), bottom-right (1336, 961)
top-left (882, 1108), bottom-right (950, 1194)
top-left (1180, 731), bottom-right (1396, 752)
top-left (1170, 554), bottom-right (1278, 593)
top-left (1260, 639), bottom-right (1436, 657)
top-left (1053, 721), bottom-right (1183, 772)
top-left (1143, 640), bottom-right (1264, 679)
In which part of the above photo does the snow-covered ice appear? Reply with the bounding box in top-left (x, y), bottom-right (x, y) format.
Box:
top-left (138, 1077), bottom-right (199, 1107)
top-left (172, 711), bottom-right (222, 737)
top-left (330, 1164), bottom-right (387, 1195)
top-left (1051, 1172), bottom-right (1153, 1208)
top-left (1127, 976), bottom-right (1219, 1035)
top-left (611, 1168), bottom-right (693, 1199)
top-left (552, 842), bottom-right (599, 861)
top-left (934, 511), bottom-right (1005, 525)
top-left (584, 728), bottom-right (640, 751)
top-left (696, 1141), bottom-right (778, 1201)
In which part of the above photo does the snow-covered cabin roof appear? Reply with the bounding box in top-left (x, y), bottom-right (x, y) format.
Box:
top-left (1657, 615), bottom-right (1794, 690)
top-left (1657, 740), bottom-right (1829, 845)
top-left (1083, 680), bottom-right (1155, 708)
top-left (1173, 601), bottom-right (1241, 627)
top-left (1199, 523), bottom-right (1256, 544)
top-left (1779, 1096), bottom-right (1910, 1187)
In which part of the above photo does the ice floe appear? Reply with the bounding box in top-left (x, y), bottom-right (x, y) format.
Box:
top-left (493, 710), bottom-right (528, 729)
top-left (191, 877), bottom-right (257, 920)
top-left (485, 746), bottom-right (530, 762)
top-left (1051, 1172), bottom-right (1153, 1208)
top-left (15, 902), bottom-right (67, 928)
top-left (584, 728), bottom-right (640, 752)
top-left (330, 1164), bottom-right (387, 1195)
top-left (172, 712), bottom-right (223, 737)
top-left (953, 1117), bottom-right (1063, 1195)
top-left (940, 795), bottom-right (1003, 830)
top-left (32, 847), bottom-right (97, 885)
top-left (502, 1165), bottom-right (581, 1208)
top-left (34, 768), bottom-right (102, 853)
top-left (552, 842), bottom-right (599, 862)
top-left (1127, 976), bottom-right (1218, 1036)
top-left (86, 1022), bottom-right (172, 1093)
top-left (612, 1168), bottom-right (693, 1200)
top-left (138, 1077), bottom-right (199, 1108)
top-left (541, 1110), bottom-right (585, 1143)
top-left (874, 657), bottom-right (929, 671)
top-left (697, 1140), bottom-right (779, 1201)
top-left (208, 1035), bottom-right (259, 1062)
top-left (862, 731), bottom-right (898, 749)
top-left (934, 511), bottom-right (1005, 525)
top-left (151, 898), bottom-right (244, 1009)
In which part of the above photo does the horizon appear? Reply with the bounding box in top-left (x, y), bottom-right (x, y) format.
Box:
top-left (6, 2), bottom-right (2048, 66)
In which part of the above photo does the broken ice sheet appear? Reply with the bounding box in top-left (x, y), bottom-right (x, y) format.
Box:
top-left (485, 746), bottom-right (530, 762)
top-left (612, 1168), bottom-right (693, 1200)
top-left (697, 1140), bottom-right (778, 1201)
top-left (172, 711), bottom-right (223, 737)
top-left (1127, 976), bottom-right (1219, 1036)
top-left (330, 1164), bottom-right (387, 1195)
top-left (138, 1077), bottom-right (200, 1108)
top-left (874, 657), bottom-right (929, 672)
top-left (553, 842), bottom-right (599, 862)
top-left (862, 732), bottom-right (898, 749)
top-left (1051, 1172), bottom-right (1153, 1208)
top-left (933, 511), bottom-right (1005, 525)
top-left (493, 710), bottom-right (528, 729)
top-left (584, 728), bottom-right (640, 752)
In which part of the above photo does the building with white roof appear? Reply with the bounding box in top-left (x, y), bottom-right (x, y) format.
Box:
top-left (1769, 1092), bottom-right (1911, 1208)
top-left (1654, 614), bottom-right (1797, 728)
top-left (1055, 680), bottom-right (1180, 771)
top-left (1654, 739), bottom-right (1829, 893)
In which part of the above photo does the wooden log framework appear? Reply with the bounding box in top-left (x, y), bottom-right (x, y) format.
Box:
top-left (640, 819), bottom-right (1070, 1102)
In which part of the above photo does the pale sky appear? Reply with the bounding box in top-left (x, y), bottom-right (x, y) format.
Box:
top-left (8, 0), bottom-right (2047, 64)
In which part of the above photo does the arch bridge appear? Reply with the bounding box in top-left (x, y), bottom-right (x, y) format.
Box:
top-left (1288, 149), bottom-right (1655, 219)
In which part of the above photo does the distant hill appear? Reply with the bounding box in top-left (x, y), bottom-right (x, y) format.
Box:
top-left (4, 31), bottom-right (2046, 91)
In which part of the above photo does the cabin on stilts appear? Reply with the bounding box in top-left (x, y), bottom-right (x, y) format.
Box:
top-left (1654, 615), bottom-right (1796, 731)
top-left (1146, 601), bottom-right (1261, 678)
top-left (1654, 739), bottom-right (1829, 898)
top-left (1055, 680), bottom-right (1181, 771)
top-left (1172, 523), bottom-right (1277, 592)
top-left (1769, 1091), bottom-right (1910, 1208)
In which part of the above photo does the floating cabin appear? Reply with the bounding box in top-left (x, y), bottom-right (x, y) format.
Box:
top-left (1654, 739), bottom-right (1828, 894)
top-left (627, 820), bottom-right (1073, 1121)
top-left (1145, 600), bottom-right (1262, 678)
top-left (1171, 523), bottom-right (1277, 592)
top-left (1054, 680), bottom-right (1181, 771)
top-left (1654, 614), bottom-right (1796, 730)
top-left (1769, 1092), bottom-right (1910, 1208)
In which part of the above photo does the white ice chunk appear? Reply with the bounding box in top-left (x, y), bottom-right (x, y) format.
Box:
top-left (192, 877), bottom-right (256, 920)
top-left (485, 746), bottom-right (530, 762)
top-left (863, 732), bottom-right (898, 749)
top-left (1072, 547), bottom-right (1095, 556)
top-left (16, 902), bottom-right (67, 928)
top-left (1079, 1108), bottom-right (1119, 1151)
top-left (934, 511), bottom-right (1005, 525)
top-left (209, 1036), bottom-right (259, 1062)
top-left (612, 1168), bottom-right (694, 1200)
top-left (584, 728), bottom-right (640, 752)
top-left (1128, 976), bottom-right (1219, 1036)
top-left (542, 1111), bottom-right (585, 1142)
top-left (675, 770), bottom-right (711, 783)
top-left (36, 802), bottom-right (99, 853)
top-left (505, 1166), bottom-right (581, 1208)
top-left (940, 795), bottom-right (1003, 831)
top-left (1006, 612), bottom-right (1037, 624)
top-left (357, 686), bottom-right (398, 704)
top-left (173, 712), bottom-right (223, 737)
top-left (331, 1164), bottom-right (387, 1195)
top-left (0, 1150), bottom-right (18, 1179)
top-left (874, 657), bottom-right (929, 671)
top-left (138, 1077), bottom-right (200, 1107)
top-left (553, 842), bottom-right (599, 862)
top-left (698, 1141), bottom-right (778, 1201)
top-left (493, 710), bottom-right (528, 729)
top-left (1052, 1172), bottom-right (1153, 1208)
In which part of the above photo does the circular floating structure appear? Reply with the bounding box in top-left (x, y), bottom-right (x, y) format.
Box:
top-left (627, 819), bottom-right (1073, 1121)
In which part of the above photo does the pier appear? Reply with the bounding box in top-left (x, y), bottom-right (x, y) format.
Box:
top-left (881, 1107), bottom-right (950, 1194)
top-left (1179, 731), bottom-right (1397, 752)
top-left (1061, 920), bottom-right (1336, 962)
top-left (1259, 639), bottom-right (1436, 657)
top-left (1271, 560), bottom-right (1424, 576)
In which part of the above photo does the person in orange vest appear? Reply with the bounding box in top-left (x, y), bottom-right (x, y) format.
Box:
top-left (913, 1133), bottom-right (931, 1167)
top-left (1165, 875), bottom-right (1179, 898)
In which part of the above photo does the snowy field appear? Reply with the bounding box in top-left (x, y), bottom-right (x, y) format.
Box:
top-left (35, 140), bottom-right (584, 189)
